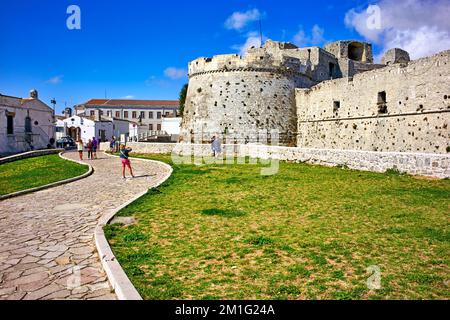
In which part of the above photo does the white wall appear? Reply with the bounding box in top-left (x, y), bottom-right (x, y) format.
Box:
top-left (162, 118), bottom-right (182, 135)
top-left (0, 95), bottom-right (54, 156)
top-left (63, 116), bottom-right (113, 143)
top-left (113, 120), bottom-right (130, 140)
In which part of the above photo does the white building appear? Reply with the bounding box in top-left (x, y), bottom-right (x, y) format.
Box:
top-left (63, 115), bottom-right (113, 144)
top-left (62, 112), bottom-right (136, 144)
top-left (162, 117), bottom-right (182, 142)
top-left (55, 116), bottom-right (67, 141)
top-left (75, 99), bottom-right (179, 131)
top-left (162, 117), bottom-right (182, 135)
top-left (0, 90), bottom-right (55, 156)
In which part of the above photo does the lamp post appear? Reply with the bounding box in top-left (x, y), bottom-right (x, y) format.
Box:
top-left (50, 98), bottom-right (57, 116)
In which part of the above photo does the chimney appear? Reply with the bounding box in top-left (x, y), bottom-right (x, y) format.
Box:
top-left (94, 109), bottom-right (101, 122)
top-left (64, 107), bottom-right (73, 119)
top-left (30, 89), bottom-right (38, 99)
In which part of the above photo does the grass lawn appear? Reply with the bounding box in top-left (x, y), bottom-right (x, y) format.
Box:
top-left (105, 154), bottom-right (450, 300)
top-left (0, 154), bottom-right (88, 196)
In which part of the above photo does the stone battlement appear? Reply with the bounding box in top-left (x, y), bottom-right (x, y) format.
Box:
top-left (188, 41), bottom-right (316, 78)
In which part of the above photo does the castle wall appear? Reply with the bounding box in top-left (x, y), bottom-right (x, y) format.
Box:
top-left (296, 50), bottom-right (450, 154)
top-left (99, 142), bottom-right (450, 179)
top-left (182, 68), bottom-right (314, 145)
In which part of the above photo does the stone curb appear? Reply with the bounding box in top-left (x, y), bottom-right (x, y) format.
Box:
top-left (94, 152), bottom-right (173, 301)
top-left (0, 152), bottom-right (94, 201)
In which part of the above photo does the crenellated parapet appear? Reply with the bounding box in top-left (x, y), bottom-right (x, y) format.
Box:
top-left (188, 41), bottom-right (314, 78)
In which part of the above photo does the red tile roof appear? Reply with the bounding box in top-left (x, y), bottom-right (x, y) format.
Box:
top-left (85, 99), bottom-right (179, 107)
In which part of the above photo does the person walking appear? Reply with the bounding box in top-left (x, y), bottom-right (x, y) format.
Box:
top-left (211, 135), bottom-right (222, 158)
top-left (110, 136), bottom-right (116, 153)
top-left (76, 139), bottom-right (84, 161)
top-left (87, 139), bottom-right (93, 160)
top-left (120, 144), bottom-right (135, 179)
top-left (92, 137), bottom-right (98, 159)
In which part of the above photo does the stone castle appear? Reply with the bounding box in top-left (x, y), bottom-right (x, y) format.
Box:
top-left (181, 40), bottom-right (450, 155)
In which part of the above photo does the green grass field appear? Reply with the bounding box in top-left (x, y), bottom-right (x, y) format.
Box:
top-left (105, 154), bottom-right (450, 300)
top-left (0, 154), bottom-right (88, 196)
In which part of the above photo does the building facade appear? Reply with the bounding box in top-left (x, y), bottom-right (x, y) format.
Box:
top-left (62, 115), bottom-right (114, 144)
top-left (0, 90), bottom-right (55, 156)
top-left (75, 99), bottom-right (179, 132)
top-left (181, 40), bottom-right (385, 145)
top-left (181, 40), bottom-right (450, 154)
top-left (296, 50), bottom-right (450, 154)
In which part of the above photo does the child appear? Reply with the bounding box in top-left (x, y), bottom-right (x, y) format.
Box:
top-left (76, 139), bottom-right (84, 161)
top-left (120, 145), bottom-right (135, 179)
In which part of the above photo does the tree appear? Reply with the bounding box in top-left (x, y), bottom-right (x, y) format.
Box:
top-left (179, 83), bottom-right (188, 117)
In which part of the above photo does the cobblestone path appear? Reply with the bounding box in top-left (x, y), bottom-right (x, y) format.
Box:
top-left (0, 152), bottom-right (171, 300)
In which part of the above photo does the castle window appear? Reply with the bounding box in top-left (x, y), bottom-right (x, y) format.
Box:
top-left (378, 91), bottom-right (388, 114)
top-left (115, 111), bottom-right (120, 118)
top-left (132, 111), bottom-right (137, 119)
top-left (149, 111), bottom-right (154, 119)
top-left (329, 63), bottom-right (335, 78)
top-left (124, 111), bottom-right (129, 118)
top-left (90, 111), bottom-right (95, 116)
top-left (157, 112), bottom-right (162, 119)
top-left (348, 42), bottom-right (364, 62)
top-left (333, 101), bottom-right (341, 113)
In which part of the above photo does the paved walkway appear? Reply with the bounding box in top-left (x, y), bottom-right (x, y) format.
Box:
top-left (0, 152), bottom-right (171, 300)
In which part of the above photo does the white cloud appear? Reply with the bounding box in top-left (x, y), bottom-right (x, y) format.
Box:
top-left (293, 25), bottom-right (327, 47)
top-left (345, 0), bottom-right (450, 60)
top-left (225, 9), bottom-right (262, 31)
top-left (46, 75), bottom-right (63, 84)
top-left (232, 31), bottom-right (267, 55)
top-left (122, 95), bottom-right (135, 99)
top-left (164, 67), bottom-right (187, 80)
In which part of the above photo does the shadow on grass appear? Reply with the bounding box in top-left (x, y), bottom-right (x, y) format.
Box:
top-left (201, 208), bottom-right (247, 218)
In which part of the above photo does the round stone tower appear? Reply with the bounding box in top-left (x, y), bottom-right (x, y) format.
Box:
top-left (181, 41), bottom-right (316, 145)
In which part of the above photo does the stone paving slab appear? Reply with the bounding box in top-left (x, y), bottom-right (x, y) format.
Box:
top-left (0, 152), bottom-right (171, 300)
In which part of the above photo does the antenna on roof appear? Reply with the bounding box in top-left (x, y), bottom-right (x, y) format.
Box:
top-left (259, 18), bottom-right (263, 48)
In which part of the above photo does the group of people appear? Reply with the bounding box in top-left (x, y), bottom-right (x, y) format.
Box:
top-left (76, 137), bottom-right (99, 161)
top-left (73, 135), bottom-right (221, 179)
top-left (75, 136), bottom-right (135, 180)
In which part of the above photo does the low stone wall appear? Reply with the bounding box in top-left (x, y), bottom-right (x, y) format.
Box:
top-left (100, 142), bottom-right (450, 179)
top-left (0, 149), bottom-right (64, 165)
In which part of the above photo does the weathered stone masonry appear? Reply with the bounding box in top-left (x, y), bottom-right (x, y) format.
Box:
top-left (179, 39), bottom-right (450, 177)
top-left (296, 50), bottom-right (450, 154)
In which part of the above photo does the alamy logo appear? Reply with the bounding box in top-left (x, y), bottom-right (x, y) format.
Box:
top-left (366, 5), bottom-right (381, 30)
top-left (67, 5), bottom-right (81, 30)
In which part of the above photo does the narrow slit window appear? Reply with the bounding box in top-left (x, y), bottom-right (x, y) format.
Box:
top-left (333, 101), bottom-right (341, 113)
top-left (378, 91), bottom-right (388, 114)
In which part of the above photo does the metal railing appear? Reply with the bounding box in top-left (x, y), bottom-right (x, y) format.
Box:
top-left (130, 130), bottom-right (169, 142)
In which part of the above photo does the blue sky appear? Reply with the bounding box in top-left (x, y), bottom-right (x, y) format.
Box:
top-left (1, 0), bottom-right (448, 114)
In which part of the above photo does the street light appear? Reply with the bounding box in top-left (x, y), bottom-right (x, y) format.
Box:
top-left (50, 98), bottom-right (57, 115)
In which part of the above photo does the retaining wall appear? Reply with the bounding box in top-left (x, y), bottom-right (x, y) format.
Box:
top-left (100, 142), bottom-right (450, 179)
